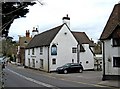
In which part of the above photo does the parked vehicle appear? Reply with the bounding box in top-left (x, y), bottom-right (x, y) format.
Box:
top-left (56, 63), bottom-right (83, 74)
top-left (0, 56), bottom-right (6, 69)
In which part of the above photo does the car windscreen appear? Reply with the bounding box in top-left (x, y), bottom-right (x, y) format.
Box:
top-left (62, 63), bottom-right (70, 67)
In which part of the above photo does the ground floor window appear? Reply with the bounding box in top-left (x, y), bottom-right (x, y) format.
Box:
top-left (52, 59), bottom-right (56, 65)
top-left (113, 57), bottom-right (120, 67)
top-left (40, 59), bottom-right (43, 69)
top-left (28, 58), bottom-right (30, 67)
top-left (32, 59), bottom-right (35, 67)
top-left (72, 59), bottom-right (74, 63)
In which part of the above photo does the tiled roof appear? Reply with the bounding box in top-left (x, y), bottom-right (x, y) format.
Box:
top-left (26, 24), bottom-right (64, 48)
top-left (100, 3), bottom-right (120, 40)
top-left (19, 36), bottom-right (32, 47)
top-left (26, 24), bottom-right (95, 49)
top-left (72, 32), bottom-right (95, 47)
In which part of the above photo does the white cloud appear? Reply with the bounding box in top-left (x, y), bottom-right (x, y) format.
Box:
top-left (9, 0), bottom-right (119, 42)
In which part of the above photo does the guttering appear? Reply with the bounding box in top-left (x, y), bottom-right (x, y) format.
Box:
top-left (77, 44), bottom-right (80, 63)
top-left (48, 46), bottom-right (50, 72)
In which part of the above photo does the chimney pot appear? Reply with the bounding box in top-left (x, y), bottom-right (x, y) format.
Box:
top-left (62, 14), bottom-right (70, 27)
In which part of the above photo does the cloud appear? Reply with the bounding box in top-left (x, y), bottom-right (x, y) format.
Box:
top-left (9, 0), bottom-right (119, 41)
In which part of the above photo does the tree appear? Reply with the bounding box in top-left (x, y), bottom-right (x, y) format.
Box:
top-left (1, 1), bottom-right (36, 37)
top-left (94, 41), bottom-right (102, 54)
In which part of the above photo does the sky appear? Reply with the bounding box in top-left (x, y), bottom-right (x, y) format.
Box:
top-left (9, 0), bottom-right (120, 42)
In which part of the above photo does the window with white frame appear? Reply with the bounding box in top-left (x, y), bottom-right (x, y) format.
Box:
top-left (40, 47), bottom-right (43, 55)
top-left (32, 48), bottom-right (34, 55)
top-left (28, 58), bottom-right (30, 67)
top-left (72, 47), bottom-right (77, 53)
top-left (32, 59), bottom-right (35, 67)
top-left (113, 57), bottom-right (120, 67)
top-left (40, 59), bottom-right (43, 69)
top-left (28, 49), bottom-right (30, 55)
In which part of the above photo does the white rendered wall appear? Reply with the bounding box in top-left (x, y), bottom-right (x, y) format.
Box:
top-left (35, 47), bottom-right (48, 71)
top-left (79, 44), bottom-right (94, 70)
top-left (25, 47), bottom-right (49, 72)
top-left (49, 25), bottom-right (78, 71)
top-left (104, 39), bottom-right (120, 75)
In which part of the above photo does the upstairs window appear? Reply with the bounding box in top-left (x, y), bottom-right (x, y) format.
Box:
top-left (113, 38), bottom-right (120, 47)
top-left (72, 47), bottom-right (77, 53)
top-left (40, 47), bottom-right (43, 55)
top-left (28, 49), bottom-right (30, 55)
top-left (32, 48), bottom-right (35, 55)
top-left (51, 45), bottom-right (57, 55)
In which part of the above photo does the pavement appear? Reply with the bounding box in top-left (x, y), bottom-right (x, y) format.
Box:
top-left (98, 80), bottom-right (120, 88)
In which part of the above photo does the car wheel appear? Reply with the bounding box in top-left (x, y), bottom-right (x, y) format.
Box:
top-left (79, 69), bottom-right (83, 73)
top-left (64, 70), bottom-right (68, 74)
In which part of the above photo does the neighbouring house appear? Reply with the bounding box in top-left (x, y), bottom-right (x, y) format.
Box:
top-left (16, 29), bottom-right (37, 65)
top-left (94, 54), bottom-right (102, 71)
top-left (93, 41), bottom-right (102, 71)
top-left (100, 3), bottom-right (120, 80)
top-left (25, 15), bottom-right (95, 72)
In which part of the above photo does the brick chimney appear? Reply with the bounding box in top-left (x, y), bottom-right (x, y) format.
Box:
top-left (26, 30), bottom-right (30, 37)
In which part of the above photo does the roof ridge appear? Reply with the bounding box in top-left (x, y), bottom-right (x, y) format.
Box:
top-left (26, 24), bottom-right (64, 48)
top-left (38, 24), bottom-right (64, 35)
top-left (100, 3), bottom-right (120, 40)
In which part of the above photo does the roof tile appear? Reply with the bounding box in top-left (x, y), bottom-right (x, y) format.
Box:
top-left (100, 3), bottom-right (120, 40)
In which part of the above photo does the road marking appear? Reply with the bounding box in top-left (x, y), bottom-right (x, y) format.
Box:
top-left (6, 68), bottom-right (115, 89)
top-left (6, 68), bottom-right (60, 89)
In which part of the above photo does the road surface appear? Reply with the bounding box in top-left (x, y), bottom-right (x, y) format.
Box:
top-left (3, 64), bottom-right (114, 89)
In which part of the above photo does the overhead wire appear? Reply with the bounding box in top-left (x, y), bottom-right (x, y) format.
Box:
top-left (2, 0), bottom-right (43, 16)
top-left (2, 5), bottom-right (26, 16)
top-left (0, 15), bottom-right (16, 33)
top-left (1, 0), bottom-right (43, 35)
top-left (0, 2), bottom-right (27, 34)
